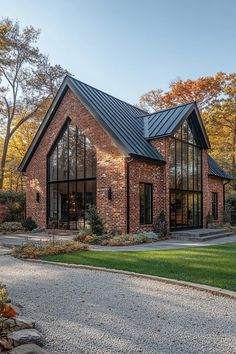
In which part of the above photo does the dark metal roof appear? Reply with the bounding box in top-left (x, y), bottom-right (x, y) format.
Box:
top-left (19, 76), bottom-right (165, 172)
top-left (70, 77), bottom-right (165, 162)
top-left (208, 155), bottom-right (232, 180)
top-left (142, 102), bottom-right (210, 149)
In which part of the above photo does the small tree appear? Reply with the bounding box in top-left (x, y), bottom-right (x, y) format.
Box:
top-left (0, 18), bottom-right (69, 189)
top-left (86, 205), bottom-right (104, 235)
top-left (154, 210), bottom-right (168, 238)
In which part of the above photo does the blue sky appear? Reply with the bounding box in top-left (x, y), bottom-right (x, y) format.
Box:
top-left (1, 0), bottom-right (235, 103)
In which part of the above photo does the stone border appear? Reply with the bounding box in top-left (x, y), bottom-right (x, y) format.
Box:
top-left (22, 258), bottom-right (236, 300)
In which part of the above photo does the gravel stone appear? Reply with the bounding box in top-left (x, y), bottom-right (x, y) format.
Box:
top-left (1, 255), bottom-right (236, 354)
top-left (9, 343), bottom-right (51, 354)
top-left (8, 329), bottom-right (44, 347)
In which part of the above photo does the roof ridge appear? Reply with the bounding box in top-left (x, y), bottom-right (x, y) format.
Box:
top-left (68, 75), bottom-right (146, 115)
top-left (136, 101), bottom-right (196, 118)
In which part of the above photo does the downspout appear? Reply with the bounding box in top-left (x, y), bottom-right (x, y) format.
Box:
top-left (126, 157), bottom-right (134, 234)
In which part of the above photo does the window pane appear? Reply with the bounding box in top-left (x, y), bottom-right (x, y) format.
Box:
top-left (77, 131), bottom-right (85, 179)
top-left (58, 128), bottom-right (68, 181)
top-left (49, 147), bottom-right (57, 181)
top-left (140, 183), bottom-right (145, 224)
top-left (182, 120), bottom-right (188, 142)
top-left (174, 125), bottom-right (182, 139)
top-left (49, 184), bottom-right (58, 223)
top-left (85, 137), bottom-right (96, 178)
top-left (182, 142), bottom-right (188, 190)
top-left (170, 192), bottom-right (176, 228)
top-left (188, 144), bottom-right (193, 190)
top-left (169, 139), bottom-right (175, 188)
top-left (176, 140), bottom-right (182, 189)
top-left (58, 182), bottom-right (68, 228)
top-left (188, 193), bottom-right (193, 227)
top-left (69, 182), bottom-right (77, 229)
top-left (69, 124), bottom-right (77, 180)
top-left (85, 180), bottom-right (96, 209)
top-left (77, 181), bottom-right (85, 228)
top-left (145, 184), bottom-right (153, 224)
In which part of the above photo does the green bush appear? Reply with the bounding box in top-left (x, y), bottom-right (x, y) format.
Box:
top-left (22, 217), bottom-right (37, 231)
top-left (0, 221), bottom-right (24, 232)
top-left (0, 190), bottom-right (25, 222)
top-left (74, 227), bottom-right (92, 242)
top-left (154, 211), bottom-right (168, 238)
top-left (86, 205), bottom-right (104, 235)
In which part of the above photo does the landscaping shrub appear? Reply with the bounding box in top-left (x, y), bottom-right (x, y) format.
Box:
top-left (12, 240), bottom-right (89, 259)
top-left (0, 190), bottom-right (25, 222)
top-left (21, 217), bottom-right (37, 231)
top-left (154, 211), bottom-right (168, 238)
top-left (86, 206), bottom-right (104, 235)
top-left (0, 222), bottom-right (24, 232)
top-left (101, 233), bottom-right (148, 246)
top-left (74, 227), bottom-right (92, 242)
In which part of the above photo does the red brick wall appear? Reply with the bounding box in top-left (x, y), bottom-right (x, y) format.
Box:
top-left (128, 159), bottom-right (165, 233)
top-left (207, 177), bottom-right (224, 224)
top-left (25, 88), bottom-right (127, 233)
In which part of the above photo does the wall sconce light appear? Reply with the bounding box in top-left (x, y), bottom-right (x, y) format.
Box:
top-left (36, 192), bottom-right (40, 203)
top-left (107, 187), bottom-right (112, 200)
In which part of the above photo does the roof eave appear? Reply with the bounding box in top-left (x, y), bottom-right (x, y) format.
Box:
top-left (129, 153), bottom-right (166, 165)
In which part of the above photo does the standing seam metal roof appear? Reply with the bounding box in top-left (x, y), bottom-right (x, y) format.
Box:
top-left (71, 77), bottom-right (165, 161)
top-left (208, 155), bottom-right (232, 180)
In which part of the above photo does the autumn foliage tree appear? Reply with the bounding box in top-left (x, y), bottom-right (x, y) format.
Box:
top-left (0, 18), bottom-right (68, 190)
top-left (138, 73), bottom-right (236, 186)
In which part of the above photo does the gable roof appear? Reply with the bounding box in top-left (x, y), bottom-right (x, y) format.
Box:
top-left (208, 155), bottom-right (232, 180)
top-left (142, 102), bottom-right (210, 149)
top-left (19, 76), bottom-right (165, 172)
top-left (19, 76), bottom-right (230, 182)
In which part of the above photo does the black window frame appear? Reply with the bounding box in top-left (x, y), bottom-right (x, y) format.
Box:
top-left (169, 116), bottom-right (203, 230)
top-left (140, 182), bottom-right (153, 225)
top-left (47, 118), bottom-right (96, 230)
top-left (212, 192), bottom-right (218, 220)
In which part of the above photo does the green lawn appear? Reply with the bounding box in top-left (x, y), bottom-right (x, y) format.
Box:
top-left (43, 242), bottom-right (236, 291)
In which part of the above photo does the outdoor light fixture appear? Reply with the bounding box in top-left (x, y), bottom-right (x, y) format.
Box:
top-left (36, 192), bottom-right (40, 203)
top-left (107, 187), bottom-right (112, 200)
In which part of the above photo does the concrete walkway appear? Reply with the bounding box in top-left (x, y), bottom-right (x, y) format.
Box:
top-left (0, 232), bottom-right (235, 251)
top-left (91, 234), bottom-right (236, 251)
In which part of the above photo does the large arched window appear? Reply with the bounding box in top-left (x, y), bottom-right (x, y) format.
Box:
top-left (169, 118), bottom-right (202, 230)
top-left (47, 119), bottom-right (96, 229)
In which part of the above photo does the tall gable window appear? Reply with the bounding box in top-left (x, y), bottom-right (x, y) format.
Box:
top-left (47, 119), bottom-right (96, 229)
top-left (169, 118), bottom-right (202, 230)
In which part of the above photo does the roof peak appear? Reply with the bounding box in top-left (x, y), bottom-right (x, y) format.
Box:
top-left (136, 101), bottom-right (196, 118)
top-left (67, 75), bottom-right (146, 115)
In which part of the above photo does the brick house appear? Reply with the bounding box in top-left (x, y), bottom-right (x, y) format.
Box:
top-left (19, 76), bottom-right (232, 233)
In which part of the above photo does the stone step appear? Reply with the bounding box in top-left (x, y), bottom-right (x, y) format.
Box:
top-left (172, 232), bottom-right (234, 241)
top-left (171, 228), bottom-right (228, 238)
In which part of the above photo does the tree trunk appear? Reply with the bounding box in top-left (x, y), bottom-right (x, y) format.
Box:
top-left (0, 131), bottom-right (10, 190)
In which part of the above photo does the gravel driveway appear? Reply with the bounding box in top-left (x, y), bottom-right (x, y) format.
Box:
top-left (1, 255), bottom-right (236, 354)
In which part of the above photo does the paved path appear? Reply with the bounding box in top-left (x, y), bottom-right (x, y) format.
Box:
top-left (91, 234), bottom-right (236, 251)
top-left (1, 233), bottom-right (236, 251)
top-left (1, 255), bottom-right (236, 354)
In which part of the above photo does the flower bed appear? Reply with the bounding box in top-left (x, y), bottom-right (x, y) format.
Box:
top-left (12, 240), bottom-right (89, 259)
